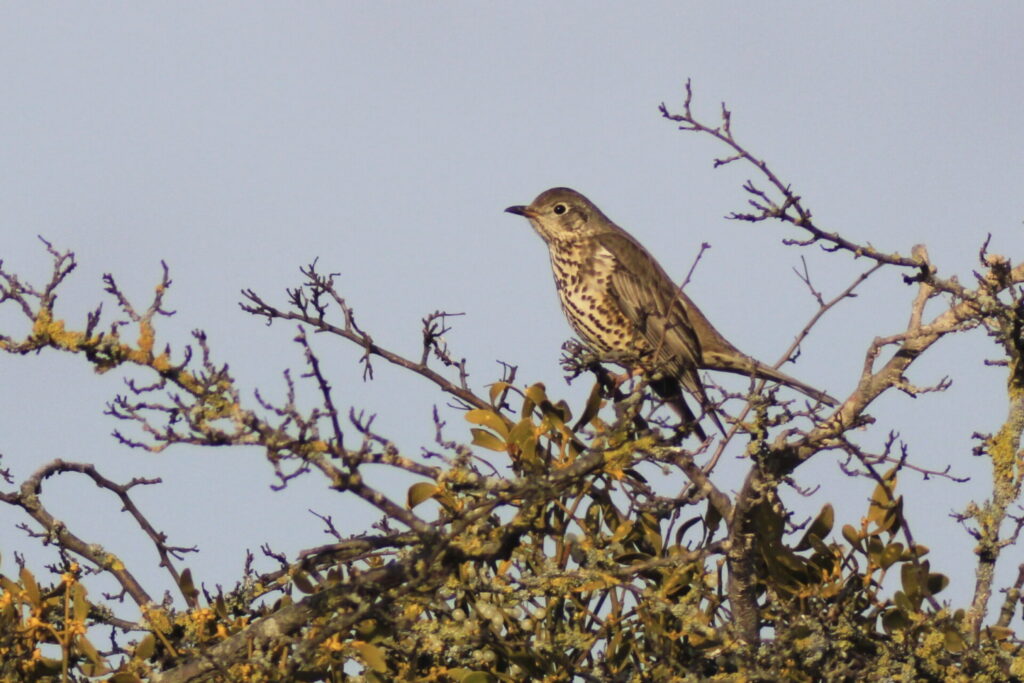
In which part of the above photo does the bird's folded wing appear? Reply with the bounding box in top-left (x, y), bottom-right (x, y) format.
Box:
top-left (594, 232), bottom-right (702, 373)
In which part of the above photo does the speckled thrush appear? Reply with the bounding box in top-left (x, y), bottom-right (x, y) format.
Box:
top-left (505, 187), bottom-right (836, 439)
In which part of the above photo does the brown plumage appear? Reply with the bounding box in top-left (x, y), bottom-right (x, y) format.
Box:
top-left (506, 187), bottom-right (836, 439)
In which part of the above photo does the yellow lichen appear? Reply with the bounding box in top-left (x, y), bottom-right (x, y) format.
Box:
top-left (137, 319), bottom-right (155, 354)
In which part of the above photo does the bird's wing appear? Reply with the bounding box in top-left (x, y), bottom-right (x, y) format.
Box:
top-left (595, 231), bottom-right (724, 435)
top-left (593, 231), bottom-right (702, 375)
top-left (595, 232), bottom-right (836, 412)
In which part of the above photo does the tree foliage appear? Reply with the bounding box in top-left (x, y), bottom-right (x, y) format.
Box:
top-left (1, 82), bottom-right (1023, 681)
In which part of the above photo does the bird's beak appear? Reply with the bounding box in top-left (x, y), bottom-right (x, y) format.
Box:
top-left (505, 205), bottom-right (538, 218)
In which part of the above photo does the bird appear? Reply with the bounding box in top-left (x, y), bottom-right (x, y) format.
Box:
top-left (505, 187), bottom-right (836, 439)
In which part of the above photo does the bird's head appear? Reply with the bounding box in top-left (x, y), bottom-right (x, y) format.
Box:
top-left (505, 187), bottom-right (609, 243)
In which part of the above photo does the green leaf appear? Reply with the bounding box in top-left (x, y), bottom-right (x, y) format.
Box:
top-left (879, 542), bottom-right (904, 569)
top-left (292, 571), bottom-right (316, 594)
top-left (643, 523), bottom-right (664, 556)
top-left (407, 482), bottom-right (439, 509)
top-left (673, 517), bottom-right (700, 545)
top-left (882, 496), bottom-right (904, 533)
top-left (134, 634), bottom-right (156, 661)
top-left (214, 593), bottom-right (228, 619)
top-left (72, 580), bottom-right (89, 621)
top-left (770, 547), bottom-right (810, 581)
top-left (36, 657), bottom-right (65, 674)
top-left (0, 574), bottom-right (20, 598)
top-left (662, 564), bottom-right (695, 599)
top-left (488, 381), bottom-right (511, 405)
top-left (614, 551), bottom-right (651, 564)
top-left (178, 568), bottom-right (199, 602)
top-left (639, 512), bottom-right (664, 556)
top-left (867, 468), bottom-right (899, 532)
top-left (521, 383), bottom-right (548, 417)
top-left (74, 634), bottom-right (107, 668)
top-left (841, 524), bottom-right (862, 550)
top-left (520, 435), bottom-right (538, 463)
top-left (983, 625), bottom-right (1015, 641)
top-left (19, 567), bottom-right (40, 606)
top-left (507, 418), bottom-right (536, 446)
top-left (601, 501), bottom-right (622, 531)
top-left (624, 468), bottom-right (647, 483)
top-left (795, 504), bottom-right (834, 551)
top-left (926, 572), bottom-right (949, 595)
top-left (109, 674), bottom-right (145, 683)
top-left (806, 533), bottom-right (832, 558)
top-left (866, 535), bottom-right (884, 563)
top-left (611, 520), bottom-right (634, 543)
top-left (893, 590), bottom-right (914, 613)
top-left (353, 641), bottom-right (388, 672)
top-left (470, 428), bottom-right (506, 451)
top-left (524, 383), bottom-right (548, 406)
top-left (465, 409), bottom-right (510, 438)
top-left (881, 607), bottom-right (911, 633)
top-left (808, 546), bottom-right (837, 575)
top-left (944, 626), bottom-right (966, 653)
top-left (575, 381), bottom-right (604, 429)
top-left (540, 404), bottom-right (566, 430)
top-left (552, 399), bottom-right (573, 423)
top-left (900, 562), bottom-right (921, 597)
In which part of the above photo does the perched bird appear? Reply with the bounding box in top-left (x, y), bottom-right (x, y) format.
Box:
top-left (505, 187), bottom-right (836, 438)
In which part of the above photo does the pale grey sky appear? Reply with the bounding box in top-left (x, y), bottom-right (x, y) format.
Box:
top-left (1, 3), bottom-right (1022, 623)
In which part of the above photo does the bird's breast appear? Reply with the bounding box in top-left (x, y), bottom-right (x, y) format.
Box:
top-left (547, 243), bottom-right (642, 356)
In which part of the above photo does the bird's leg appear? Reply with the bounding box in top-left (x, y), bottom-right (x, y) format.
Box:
top-left (611, 366), bottom-right (711, 441)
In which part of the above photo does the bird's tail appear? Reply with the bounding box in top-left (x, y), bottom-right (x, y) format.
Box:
top-left (702, 350), bottom-right (837, 406)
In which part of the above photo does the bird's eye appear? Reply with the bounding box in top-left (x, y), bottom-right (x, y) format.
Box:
top-left (553, 204), bottom-right (567, 215)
